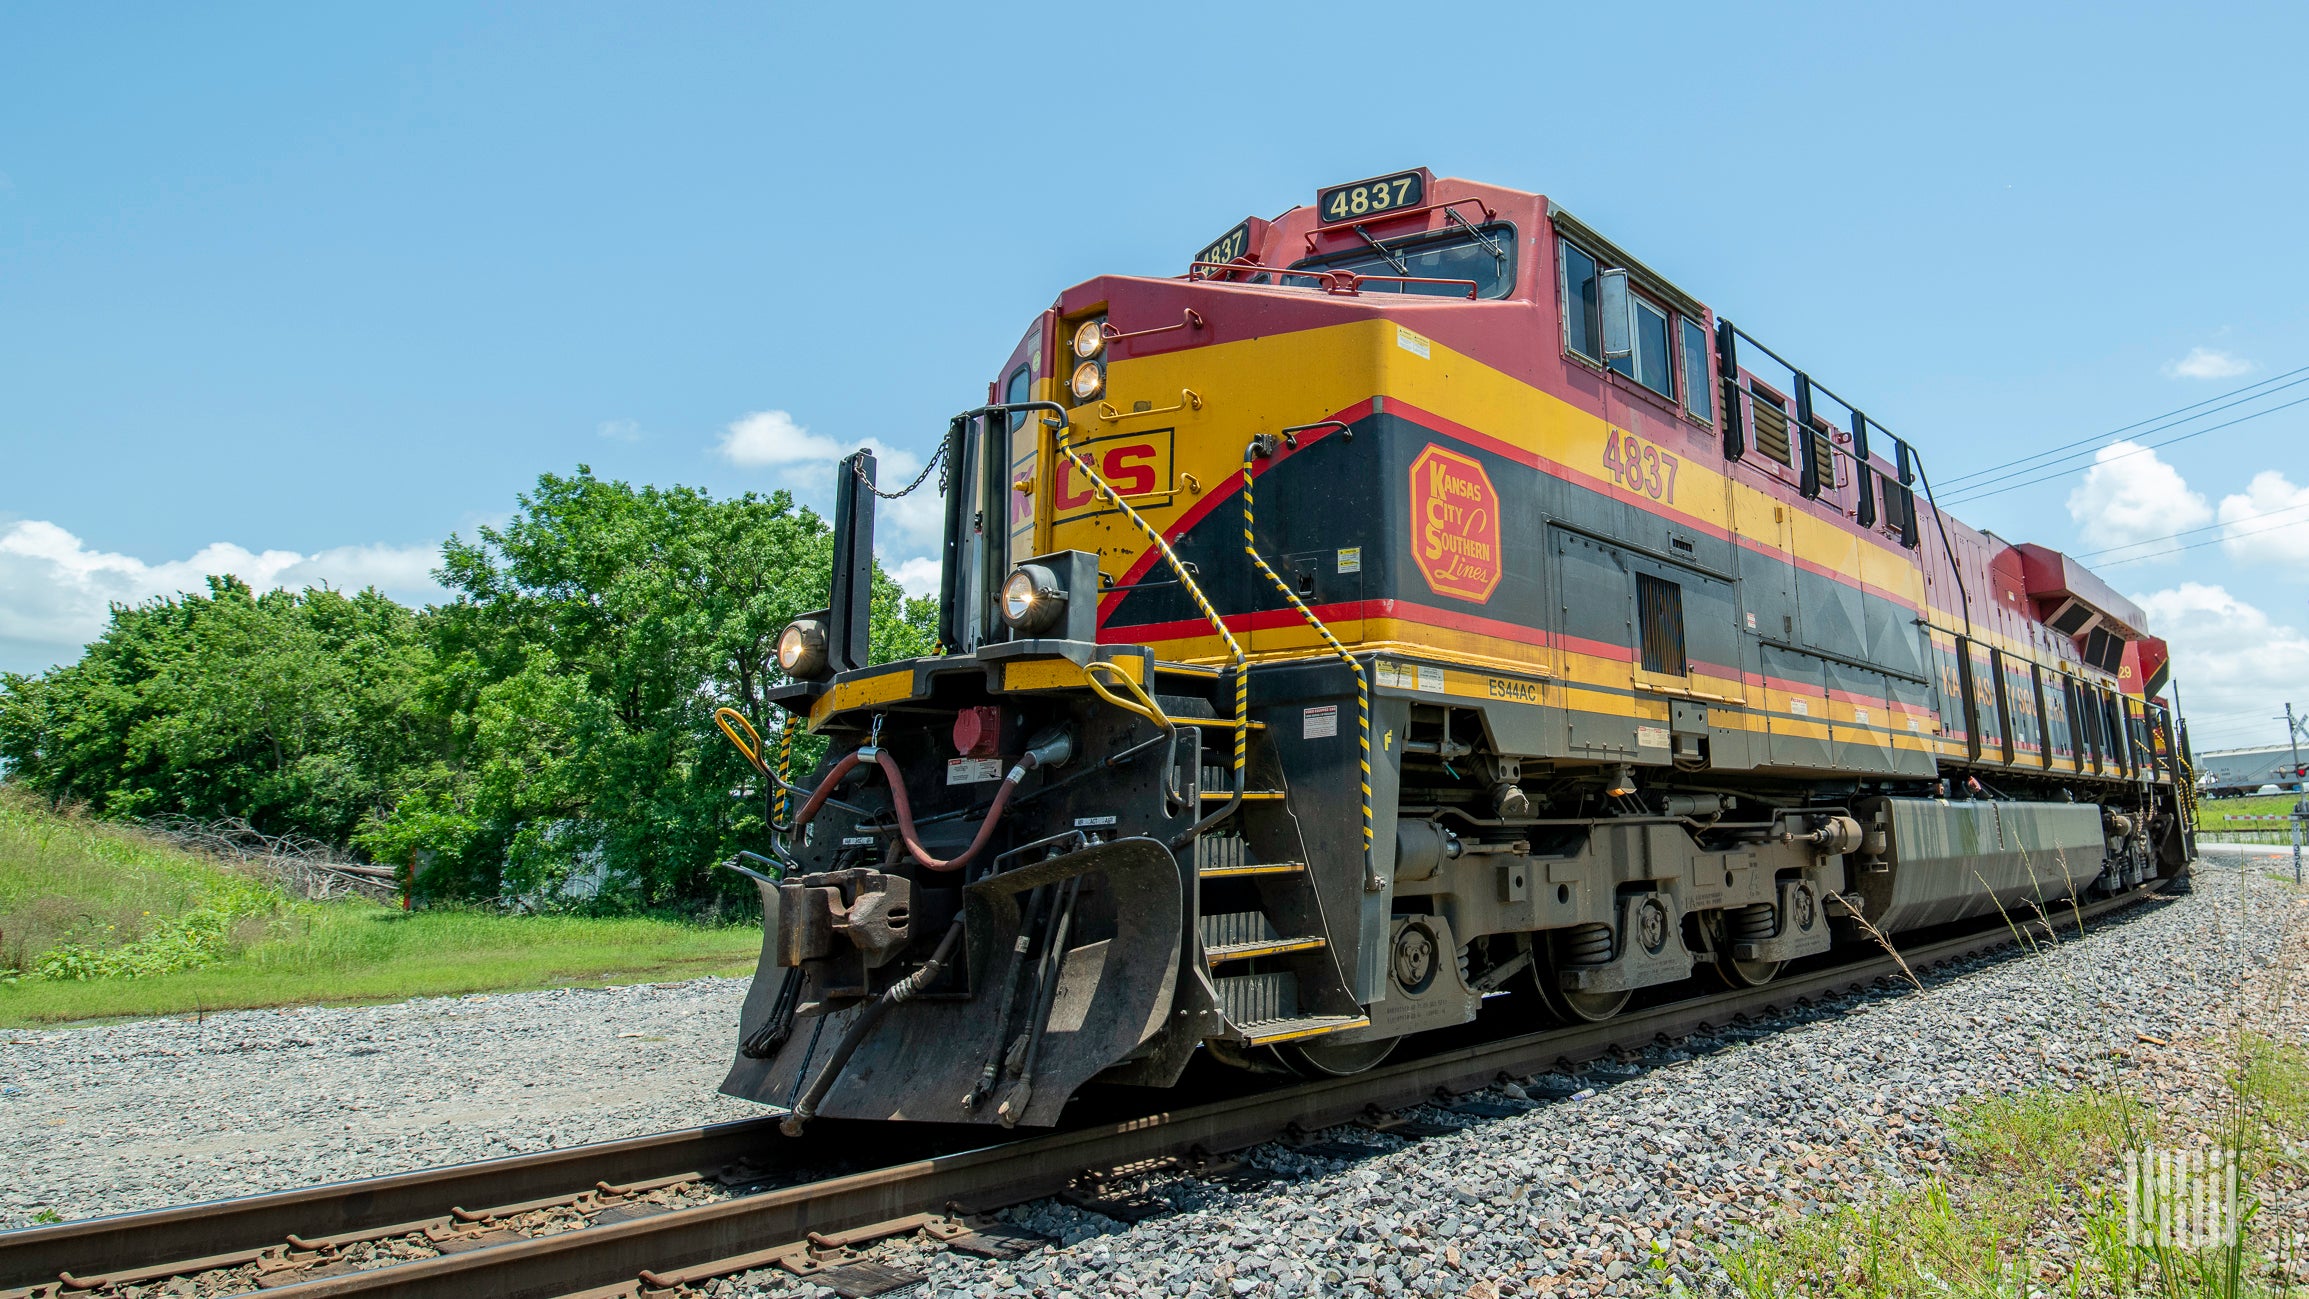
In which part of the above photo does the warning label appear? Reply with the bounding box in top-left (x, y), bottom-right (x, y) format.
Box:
top-left (946, 757), bottom-right (1004, 785)
top-left (1303, 705), bottom-right (1339, 739)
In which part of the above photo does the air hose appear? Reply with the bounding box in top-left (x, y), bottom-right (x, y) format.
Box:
top-left (790, 730), bottom-right (1073, 874)
top-left (780, 916), bottom-right (966, 1136)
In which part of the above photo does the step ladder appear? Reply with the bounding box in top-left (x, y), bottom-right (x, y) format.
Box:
top-left (1189, 739), bottom-right (1367, 1049)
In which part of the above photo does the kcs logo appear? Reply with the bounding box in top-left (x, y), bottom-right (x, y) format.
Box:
top-left (1037, 430), bottom-right (1175, 519)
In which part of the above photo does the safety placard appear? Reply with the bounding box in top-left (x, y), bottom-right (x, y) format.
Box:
top-left (947, 757), bottom-right (1004, 785)
top-left (1303, 705), bottom-right (1339, 739)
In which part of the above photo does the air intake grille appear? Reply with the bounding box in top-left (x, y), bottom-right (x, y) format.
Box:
top-left (1751, 391), bottom-right (1791, 465)
top-left (1637, 574), bottom-right (1687, 676)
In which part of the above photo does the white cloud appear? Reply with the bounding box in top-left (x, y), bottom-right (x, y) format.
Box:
top-left (718, 410), bottom-right (844, 469)
top-left (889, 556), bottom-right (942, 599)
top-left (0, 521), bottom-right (446, 674)
top-left (2216, 470), bottom-right (2309, 571)
top-left (2064, 441), bottom-right (2211, 552)
top-left (714, 408), bottom-right (944, 585)
top-left (597, 419), bottom-right (642, 442)
top-left (2133, 583), bottom-right (2309, 748)
top-left (2166, 347), bottom-right (2253, 380)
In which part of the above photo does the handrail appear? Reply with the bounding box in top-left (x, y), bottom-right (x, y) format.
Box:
top-left (714, 706), bottom-right (804, 831)
top-left (1241, 437), bottom-right (1379, 893)
top-left (1097, 388), bottom-right (1203, 423)
top-left (1046, 422), bottom-right (1252, 835)
top-left (1101, 309), bottom-right (1204, 346)
top-left (1298, 270), bottom-right (1481, 299)
top-left (1180, 262), bottom-right (1480, 300)
top-left (1083, 661), bottom-right (1188, 814)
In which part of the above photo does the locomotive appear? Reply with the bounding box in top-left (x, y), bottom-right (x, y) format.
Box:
top-left (718, 170), bottom-right (2194, 1130)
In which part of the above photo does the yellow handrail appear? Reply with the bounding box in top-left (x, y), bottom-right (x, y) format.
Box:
top-left (715, 705), bottom-right (803, 829)
top-left (1049, 422), bottom-right (1250, 811)
top-left (1241, 439), bottom-right (1378, 891)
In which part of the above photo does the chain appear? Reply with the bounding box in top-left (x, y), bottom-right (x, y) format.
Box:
top-left (853, 441), bottom-right (950, 500)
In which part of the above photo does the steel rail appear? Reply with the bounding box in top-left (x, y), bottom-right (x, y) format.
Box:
top-left (0, 1116), bottom-right (798, 1291)
top-left (206, 873), bottom-right (2179, 1299)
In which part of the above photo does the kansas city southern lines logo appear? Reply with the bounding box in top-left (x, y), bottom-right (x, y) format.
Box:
top-left (1409, 444), bottom-right (1502, 602)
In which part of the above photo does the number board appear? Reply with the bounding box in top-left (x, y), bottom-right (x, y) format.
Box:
top-left (1318, 169), bottom-right (1429, 223)
top-left (1194, 219), bottom-right (1254, 269)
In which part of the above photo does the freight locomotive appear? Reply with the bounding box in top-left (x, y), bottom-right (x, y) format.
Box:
top-left (716, 170), bottom-right (2195, 1130)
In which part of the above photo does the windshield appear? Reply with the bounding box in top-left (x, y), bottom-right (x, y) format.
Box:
top-left (1283, 221), bottom-right (1517, 299)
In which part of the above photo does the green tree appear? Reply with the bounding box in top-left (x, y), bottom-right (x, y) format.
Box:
top-left (1, 465), bottom-right (937, 907)
top-left (0, 579), bottom-right (436, 844)
top-left (354, 466), bottom-right (933, 903)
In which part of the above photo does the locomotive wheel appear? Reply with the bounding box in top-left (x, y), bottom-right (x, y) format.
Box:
top-left (1274, 1035), bottom-right (1400, 1077)
top-left (1537, 929), bottom-right (1629, 1023)
top-left (1713, 951), bottom-right (1783, 989)
top-left (1710, 908), bottom-right (1783, 989)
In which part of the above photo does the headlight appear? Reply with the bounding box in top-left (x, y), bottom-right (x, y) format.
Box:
top-left (1070, 360), bottom-right (1104, 402)
top-left (776, 618), bottom-right (829, 679)
top-left (1000, 564), bottom-right (1067, 634)
top-left (1072, 319), bottom-right (1106, 359)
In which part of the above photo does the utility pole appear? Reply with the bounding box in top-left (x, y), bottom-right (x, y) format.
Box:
top-left (2291, 704), bottom-right (2308, 885)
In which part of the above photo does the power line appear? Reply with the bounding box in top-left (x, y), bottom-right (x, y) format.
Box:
top-left (2072, 498), bottom-right (2309, 561)
top-left (1944, 391), bottom-right (2309, 506)
top-left (2094, 507), bottom-right (2309, 568)
top-left (1939, 364), bottom-right (2309, 489)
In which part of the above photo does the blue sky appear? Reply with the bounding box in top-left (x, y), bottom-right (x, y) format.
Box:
top-left (3, 3), bottom-right (2304, 749)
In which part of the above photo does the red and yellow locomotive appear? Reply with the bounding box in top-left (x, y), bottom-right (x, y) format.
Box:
top-left (720, 170), bottom-right (2192, 1129)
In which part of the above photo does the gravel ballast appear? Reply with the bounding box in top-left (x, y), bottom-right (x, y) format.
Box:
top-left (0, 977), bottom-right (759, 1229)
top-left (4, 850), bottom-right (2301, 1298)
top-left (715, 852), bottom-right (2302, 1298)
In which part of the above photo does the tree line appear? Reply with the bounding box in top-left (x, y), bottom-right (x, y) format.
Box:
top-left (0, 467), bottom-right (933, 905)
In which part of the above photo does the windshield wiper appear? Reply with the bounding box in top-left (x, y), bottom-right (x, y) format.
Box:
top-left (1349, 223), bottom-right (1411, 275)
top-left (1444, 207), bottom-right (1507, 263)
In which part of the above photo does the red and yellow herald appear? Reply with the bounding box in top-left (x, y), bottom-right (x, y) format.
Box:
top-left (1409, 444), bottom-right (1502, 603)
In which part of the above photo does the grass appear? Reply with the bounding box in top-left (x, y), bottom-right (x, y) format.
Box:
top-left (1713, 1036), bottom-right (2309, 1297)
top-left (0, 789), bottom-right (761, 1028)
top-left (2195, 795), bottom-right (2304, 836)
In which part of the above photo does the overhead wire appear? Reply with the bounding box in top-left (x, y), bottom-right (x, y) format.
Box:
top-left (2071, 498), bottom-right (2309, 561)
top-left (1938, 363), bottom-right (2309, 490)
top-left (2093, 509), bottom-right (2309, 568)
top-left (1943, 391), bottom-right (2309, 506)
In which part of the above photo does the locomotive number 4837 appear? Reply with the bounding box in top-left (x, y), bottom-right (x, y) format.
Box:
top-left (1602, 431), bottom-right (1679, 504)
top-left (1320, 172), bottom-right (1424, 222)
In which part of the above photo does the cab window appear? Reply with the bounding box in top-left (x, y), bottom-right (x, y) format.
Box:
top-left (1561, 241), bottom-right (1601, 359)
top-left (1004, 364), bottom-right (1031, 431)
top-left (1680, 317), bottom-right (1713, 421)
top-left (1610, 297), bottom-right (1672, 399)
top-left (1286, 222), bottom-right (1518, 299)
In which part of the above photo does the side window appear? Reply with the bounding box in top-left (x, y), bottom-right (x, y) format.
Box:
top-left (1561, 240), bottom-right (1600, 361)
top-left (1680, 317), bottom-right (1713, 421)
top-left (1004, 364), bottom-right (1031, 431)
top-left (1610, 298), bottom-right (1673, 399)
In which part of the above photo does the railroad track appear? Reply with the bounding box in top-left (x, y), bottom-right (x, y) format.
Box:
top-left (1, 872), bottom-right (2184, 1299)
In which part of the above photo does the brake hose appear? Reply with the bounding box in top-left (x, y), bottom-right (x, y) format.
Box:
top-left (789, 732), bottom-right (1072, 874)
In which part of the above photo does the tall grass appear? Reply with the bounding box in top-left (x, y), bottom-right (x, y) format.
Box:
top-left (0, 789), bottom-right (762, 1027)
top-left (0, 788), bottom-right (249, 975)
